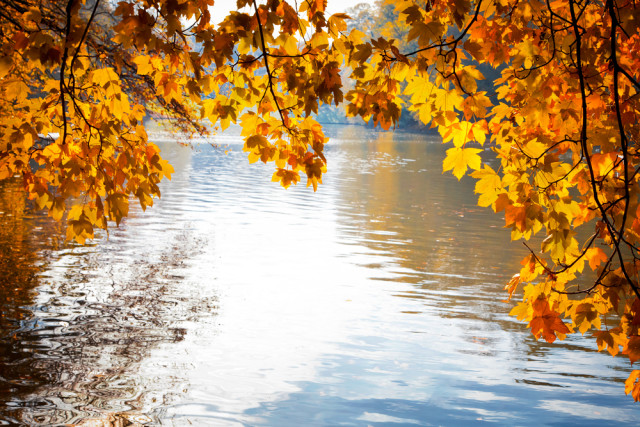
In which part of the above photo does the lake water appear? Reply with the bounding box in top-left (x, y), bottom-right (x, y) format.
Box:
top-left (0, 125), bottom-right (638, 426)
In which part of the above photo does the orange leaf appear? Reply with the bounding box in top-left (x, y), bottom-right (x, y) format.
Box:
top-left (623, 336), bottom-right (640, 365)
top-left (625, 370), bottom-right (640, 402)
top-left (529, 297), bottom-right (570, 343)
top-left (504, 274), bottom-right (520, 301)
top-left (585, 247), bottom-right (607, 271)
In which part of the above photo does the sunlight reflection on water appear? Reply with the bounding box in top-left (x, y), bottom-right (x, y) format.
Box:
top-left (0, 125), bottom-right (638, 425)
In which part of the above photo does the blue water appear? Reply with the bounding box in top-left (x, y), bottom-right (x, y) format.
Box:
top-left (0, 125), bottom-right (638, 425)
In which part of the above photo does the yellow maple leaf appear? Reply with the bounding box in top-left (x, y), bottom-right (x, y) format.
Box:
top-left (133, 55), bottom-right (154, 75)
top-left (443, 147), bottom-right (482, 180)
top-left (471, 165), bottom-right (501, 207)
top-left (91, 67), bottom-right (119, 88)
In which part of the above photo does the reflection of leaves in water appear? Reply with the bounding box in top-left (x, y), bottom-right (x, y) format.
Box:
top-left (0, 179), bottom-right (62, 334)
top-left (0, 229), bottom-right (216, 425)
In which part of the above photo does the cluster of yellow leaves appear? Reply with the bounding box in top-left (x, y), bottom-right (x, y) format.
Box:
top-left (175, 0), bottom-right (342, 191)
top-left (0, 0), bottom-right (194, 244)
top-left (1, 0), bottom-right (346, 241)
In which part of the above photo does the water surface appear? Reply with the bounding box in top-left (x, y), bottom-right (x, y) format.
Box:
top-left (0, 125), bottom-right (638, 425)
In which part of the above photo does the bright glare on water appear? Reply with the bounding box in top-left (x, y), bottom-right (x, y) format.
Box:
top-left (0, 125), bottom-right (638, 426)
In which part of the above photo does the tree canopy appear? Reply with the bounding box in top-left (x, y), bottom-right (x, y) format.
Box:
top-left (2, 0), bottom-right (640, 401)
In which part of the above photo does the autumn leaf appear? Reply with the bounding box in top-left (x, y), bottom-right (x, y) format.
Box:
top-left (504, 273), bottom-right (520, 301)
top-left (624, 337), bottom-right (640, 365)
top-left (133, 55), bottom-right (154, 75)
top-left (471, 165), bottom-right (502, 208)
top-left (91, 67), bottom-right (119, 87)
top-left (529, 297), bottom-right (571, 343)
top-left (626, 370), bottom-right (640, 402)
top-left (505, 205), bottom-right (527, 233)
top-left (105, 193), bottom-right (129, 226)
top-left (443, 147), bottom-right (482, 180)
top-left (594, 330), bottom-right (620, 357)
top-left (573, 302), bottom-right (600, 334)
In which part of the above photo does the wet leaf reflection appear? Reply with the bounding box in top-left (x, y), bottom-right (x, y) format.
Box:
top-left (0, 179), bottom-right (216, 424)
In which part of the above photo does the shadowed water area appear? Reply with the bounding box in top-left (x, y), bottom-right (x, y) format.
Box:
top-left (0, 125), bottom-right (638, 425)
